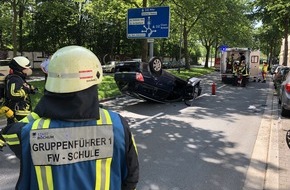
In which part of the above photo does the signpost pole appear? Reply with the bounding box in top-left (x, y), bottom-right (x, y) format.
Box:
top-left (149, 42), bottom-right (153, 59)
top-left (148, 39), bottom-right (154, 59)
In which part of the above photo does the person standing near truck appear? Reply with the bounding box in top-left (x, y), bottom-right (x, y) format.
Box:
top-left (239, 52), bottom-right (246, 63)
top-left (261, 60), bottom-right (268, 83)
top-left (40, 54), bottom-right (51, 82)
top-left (232, 61), bottom-right (239, 86)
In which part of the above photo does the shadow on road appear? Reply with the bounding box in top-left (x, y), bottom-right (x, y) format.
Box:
top-left (101, 73), bottom-right (280, 189)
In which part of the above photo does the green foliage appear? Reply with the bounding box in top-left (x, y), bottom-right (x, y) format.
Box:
top-left (168, 67), bottom-right (215, 80)
top-left (29, 80), bottom-right (45, 108)
top-left (250, 0), bottom-right (288, 63)
top-left (98, 75), bottom-right (121, 100)
top-left (32, 1), bottom-right (79, 51)
top-left (0, 0), bottom-right (286, 66)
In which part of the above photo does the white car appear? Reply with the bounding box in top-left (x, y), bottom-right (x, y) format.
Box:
top-left (279, 71), bottom-right (290, 117)
top-left (0, 59), bottom-right (11, 103)
top-left (0, 59), bottom-right (11, 76)
top-left (102, 61), bottom-right (118, 73)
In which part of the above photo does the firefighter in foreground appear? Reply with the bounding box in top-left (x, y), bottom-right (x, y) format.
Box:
top-left (4, 56), bottom-right (37, 124)
top-left (0, 46), bottom-right (139, 190)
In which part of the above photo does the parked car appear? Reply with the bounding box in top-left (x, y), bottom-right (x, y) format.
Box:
top-left (286, 130), bottom-right (290, 149)
top-left (0, 59), bottom-right (11, 103)
top-left (279, 71), bottom-right (290, 117)
top-left (114, 57), bottom-right (202, 104)
top-left (273, 66), bottom-right (290, 90)
top-left (272, 65), bottom-right (284, 80)
top-left (162, 61), bottom-right (172, 69)
top-left (0, 59), bottom-right (11, 76)
top-left (102, 61), bottom-right (118, 73)
top-left (270, 64), bottom-right (279, 75)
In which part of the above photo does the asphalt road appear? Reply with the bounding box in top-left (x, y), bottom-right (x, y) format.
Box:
top-left (101, 73), bottom-right (271, 190)
top-left (0, 72), bottom-right (281, 190)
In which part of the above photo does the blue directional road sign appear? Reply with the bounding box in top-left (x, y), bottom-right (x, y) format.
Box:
top-left (127, 6), bottom-right (170, 39)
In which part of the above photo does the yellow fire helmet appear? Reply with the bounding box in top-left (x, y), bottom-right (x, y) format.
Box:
top-left (45, 45), bottom-right (103, 93)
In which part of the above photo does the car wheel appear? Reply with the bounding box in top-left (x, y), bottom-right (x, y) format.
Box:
top-left (281, 105), bottom-right (288, 117)
top-left (286, 130), bottom-right (290, 149)
top-left (149, 57), bottom-right (162, 76)
top-left (281, 99), bottom-right (290, 117)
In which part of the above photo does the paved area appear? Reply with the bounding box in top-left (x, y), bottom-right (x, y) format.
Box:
top-left (257, 78), bottom-right (290, 190)
top-left (265, 79), bottom-right (290, 190)
top-left (276, 97), bottom-right (290, 190)
top-left (178, 71), bottom-right (290, 190)
top-left (164, 71), bottom-right (290, 189)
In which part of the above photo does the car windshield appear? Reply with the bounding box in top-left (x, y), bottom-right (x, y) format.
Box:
top-left (105, 61), bottom-right (115, 65)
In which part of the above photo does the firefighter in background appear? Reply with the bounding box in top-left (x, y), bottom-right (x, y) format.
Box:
top-left (226, 54), bottom-right (235, 73)
top-left (261, 60), bottom-right (268, 83)
top-left (0, 46), bottom-right (139, 190)
top-left (4, 56), bottom-right (38, 124)
top-left (239, 60), bottom-right (248, 87)
top-left (232, 61), bottom-right (239, 86)
top-left (239, 52), bottom-right (246, 63)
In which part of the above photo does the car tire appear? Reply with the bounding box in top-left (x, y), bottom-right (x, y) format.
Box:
top-left (286, 130), bottom-right (290, 149)
top-left (149, 57), bottom-right (162, 76)
top-left (281, 105), bottom-right (289, 117)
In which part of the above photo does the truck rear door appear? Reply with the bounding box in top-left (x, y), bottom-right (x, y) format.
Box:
top-left (249, 51), bottom-right (260, 79)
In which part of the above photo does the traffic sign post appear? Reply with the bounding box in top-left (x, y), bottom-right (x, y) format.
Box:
top-left (127, 6), bottom-right (170, 39)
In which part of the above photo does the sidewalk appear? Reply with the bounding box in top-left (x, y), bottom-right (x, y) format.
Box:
top-left (275, 95), bottom-right (290, 189)
top-left (244, 78), bottom-right (290, 190)
top-left (266, 81), bottom-right (290, 190)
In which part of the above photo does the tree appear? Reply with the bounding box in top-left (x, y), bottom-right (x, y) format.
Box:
top-left (0, 1), bottom-right (12, 49)
top-left (195, 0), bottom-right (253, 68)
top-left (252, 0), bottom-right (290, 65)
top-left (0, 0), bottom-right (34, 55)
top-left (170, 0), bottom-right (210, 69)
top-left (33, 1), bottom-right (73, 50)
top-left (266, 1), bottom-right (290, 65)
top-left (254, 23), bottom-right (282, 65)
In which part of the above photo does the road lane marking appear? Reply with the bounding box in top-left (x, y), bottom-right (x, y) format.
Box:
top-left (130, 112), bottom-right (164, 128)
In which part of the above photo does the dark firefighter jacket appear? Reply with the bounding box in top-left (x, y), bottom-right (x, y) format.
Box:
top-left (4, 74), bottom-right (33, 122)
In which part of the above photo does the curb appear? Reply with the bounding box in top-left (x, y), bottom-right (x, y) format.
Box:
top-left (264, 85), bottom-right (279, 190)
top-left (243, 80), bottom-right (277, 189)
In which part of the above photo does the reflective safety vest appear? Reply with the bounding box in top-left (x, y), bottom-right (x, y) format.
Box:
top-left (262, 64), bottom-right (268, 73)
top-left (15, 108), bottom-right (129, 190)
top-left (2, 112), bottom-right (40, 146)
top-left (239, 65), bottom-right (248, 76)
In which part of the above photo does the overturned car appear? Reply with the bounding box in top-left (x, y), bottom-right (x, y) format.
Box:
top-left (114, 57), bottom-right (202, 104)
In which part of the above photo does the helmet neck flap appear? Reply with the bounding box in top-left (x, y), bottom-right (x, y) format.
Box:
top-left (34, 85), bottom-right (100, 120)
